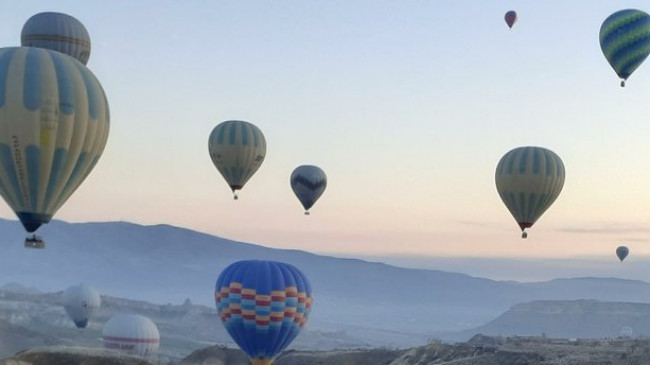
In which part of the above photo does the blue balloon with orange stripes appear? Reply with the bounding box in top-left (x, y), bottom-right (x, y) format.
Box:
top-left (215, 260), bottom-right (313, 365)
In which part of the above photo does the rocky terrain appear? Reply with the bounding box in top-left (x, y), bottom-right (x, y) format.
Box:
top-left (174, 335), bottom-right (650, 365)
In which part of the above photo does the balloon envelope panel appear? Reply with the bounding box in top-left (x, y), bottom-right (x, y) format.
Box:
top-left (63, 284), bottom-right (101, 329)
top-left (102, 314), bottom-right (160, 358)
top-left (495, 146), bottom-right (565, 231)
top-left (208, 120), bottom-right (266, 192)
top-left (215, 260), bottom-right (313, 364)
top-left (599, 9), bottom-right (650, 81)
top-left (21, 12), bottom-right (91, 65)
top-left (290, 165), bottom-right (327, 211)
top-left (0, 47), bottom-right (109, 232)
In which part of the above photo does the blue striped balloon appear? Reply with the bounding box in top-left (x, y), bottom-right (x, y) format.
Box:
top-left (495, 146), bottom-right (565, 238)
top-left (290, 165), bottom-right (327, 215)
top-left (0, 47), bottom-right (109, 234)
top-left (599, 9), bottom-right (650, 87)
top-left (21, 12), bottom-right (91, 65)
top-left (215, 260), bottom-right (313, 365)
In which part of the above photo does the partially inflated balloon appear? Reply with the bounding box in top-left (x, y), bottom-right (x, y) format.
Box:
top-left (21, 12), bottom-right (91, 65)
top-left (0, 47), bottom-right (110, 237)
top-left (495, 146), bottom-right (565, 238)
top-left (290, 165), bottom-right (327, 215)
top-left (505, 11), bottom-right (517, 29)
top-left (208, 120), bottom-right (266, 199)
top-left (616, 246), bottom-right (629, 262)
top-left (215, 260), bottom-right (313, 365)
top-left (63, 284), bottom-right (101, 329)
top-left (599, 9), bottom-right (650, 87)
top-left (103, 314), bottom-right (160, 358)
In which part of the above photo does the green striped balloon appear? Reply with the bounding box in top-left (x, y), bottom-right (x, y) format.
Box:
top-left (599, 9), bottom-right (650, 87)
top-left (495, 147), bottom-right (565, 239)
top-left (208, 120), bottom-right (266, 199)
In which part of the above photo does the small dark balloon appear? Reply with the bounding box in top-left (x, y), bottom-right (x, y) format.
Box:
top-left (505, 10), bottom-right (517, 29)
top-left (616, 246), bottom-right (629, 262)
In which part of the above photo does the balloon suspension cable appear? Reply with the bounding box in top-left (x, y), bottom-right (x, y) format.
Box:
top-left (521, 231), bottom-right (528, 239)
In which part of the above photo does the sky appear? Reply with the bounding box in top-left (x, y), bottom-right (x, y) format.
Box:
top-left (3, 1), bottom-right (650, 274)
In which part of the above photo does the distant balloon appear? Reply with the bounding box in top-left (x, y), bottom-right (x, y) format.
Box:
top-left (215, 260), bottom-right (313, 365)
top-left (63, 284), bottom-right (101, 329)
top-left (599, 9), bottom-right (650, 87)
top-left (616, 246), bottom-right (629, 262)
top-left (505, 11), bottom-right (517, 29)
top-left (21, 12), bottom-right (91, 65)
top-left (495, 146), bottom-right (565, 238)
top-left (208, 120), bottom-right (266, 200)
top-left (103, 314), bottom-right (160, 358)
top-left (290, 165), bottom-right (327, 215)
top-left (0, 47), bottom-right (110, 243)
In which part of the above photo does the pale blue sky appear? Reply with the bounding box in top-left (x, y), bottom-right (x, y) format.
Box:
top-left (3, 1), bottom-right (650, 264)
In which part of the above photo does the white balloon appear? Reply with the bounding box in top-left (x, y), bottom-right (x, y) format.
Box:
top-left (63, 284), bottom-right (101, 328)
top-left (103, 314), bottom-right (160, 358)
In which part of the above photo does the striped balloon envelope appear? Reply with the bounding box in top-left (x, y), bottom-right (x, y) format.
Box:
top-left (208, 120), bottom-right (266, 199)
top-left (599, 9), bottom-right (650, 87)
top-left (21, 12), bottom-right (91, 65)
top-left (103, 314), bottom-right (160, 358)
top-left (0, 47), bottom-right (109, 236)
top-left (215, 260), bottom-right (313, 365)
top-left (495, 146), bottom-right (565, 238)
top-left (290, 165), bottom-right (327, 215)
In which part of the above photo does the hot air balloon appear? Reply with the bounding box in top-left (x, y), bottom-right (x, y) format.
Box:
top-left (495, 146), bottom-right (565, 238)
top-left (290, 165), bottom-right (327, 215)
top-left (208, 120), bottom-right (266, 200)
top-left (505, 11), bottom-right (517, 29)
top-left (63, 284), bottom-right (101, 329)
top-left (103, 314), bottom-right (160, 358)
top-left (21, 12), bottom-right (91, 65)
top-left (599, 9), bottom-right (650, 87)
top-left (215, 260), bottom-right (313, 365)
top-left (616, 246), bottom-right (629, 262)
top-left (0, 47), bottom-right (110, 248)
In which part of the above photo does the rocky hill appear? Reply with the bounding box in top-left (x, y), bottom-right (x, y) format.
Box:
top-left (448, 299), bottom-right (650, 340)
top-left (175, 335), bottom-right (650, 365)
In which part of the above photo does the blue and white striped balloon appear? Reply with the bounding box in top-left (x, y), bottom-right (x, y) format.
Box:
top-left (290, 165), bottom-right (327, 215)
top-left (0, 47), bottom-right (110, 233)
top-left (495, 146), bottom-right (565, 238)
top-left (21, 12), bottom-right (91, 65)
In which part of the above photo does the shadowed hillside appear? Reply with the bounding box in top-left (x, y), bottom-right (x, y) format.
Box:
top-left (176, 336), bottom-right (650, 365)
top-left (448, 299), bottom-right (650, 341)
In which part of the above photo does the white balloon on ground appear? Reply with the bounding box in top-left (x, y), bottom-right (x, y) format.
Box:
top-left (63, 284), bottom-right (101, 329)
top-left (102, 314), bottom-right (160, 358)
